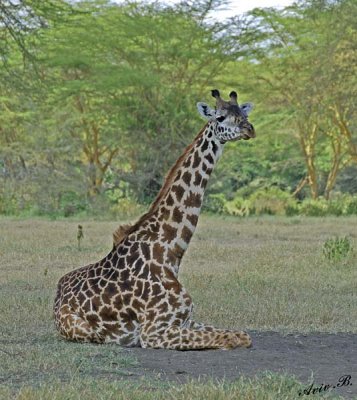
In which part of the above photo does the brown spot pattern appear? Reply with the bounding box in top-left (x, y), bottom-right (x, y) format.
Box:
top-left (162, 223), bottom-right (177, 243)
top-left (184, 192), bottom-right (202, 208)
top-left (192, 151), bottom-right (201, 168)
top-left (153, 242), bottom-right (164, 264)
top-left (194, 171), bottom-right (202, 186)
top-left (181, 226), bottom-right (192, 243)
top-left (172, 207), bottom-right (183, 223)
top-left (187, 214), bottom-right (198, 226)
top-left (172, 185), bottom-right (185, 202)
top-left (182, 171), bottom-right (191, 185)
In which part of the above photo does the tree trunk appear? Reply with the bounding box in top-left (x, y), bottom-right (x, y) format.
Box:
top-left (324, 134), bottom-right (342, 200)
top-left (292, 176), bottom-right (308, 197)
top-left (330, 105), bottom-right (357, 164)
top-left (298, 123), bottom-right (319, 199)
top-left (74, 95), bottom-right (118, 197)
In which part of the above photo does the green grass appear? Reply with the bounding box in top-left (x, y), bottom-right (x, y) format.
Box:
top-left (0, 215), bottom-right (356, 399)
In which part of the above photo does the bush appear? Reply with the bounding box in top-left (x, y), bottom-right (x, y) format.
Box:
top-left (0, 192), bottom-right (19, 215)
top-left (323, 236), bottom-right (353, 262)
top-left (0, 180), bottom-right (34, 215)
top-left (105, 183), bottom-right (144, 218)
top-left (345, 196), bottom-right (357, 215)
top-left (299, 199), bottom-right (329, 216)
top-left (247, 187), bottom-right (297, 216)
top-left (326, 200), bottom-right (344, 216)
top-left (224, 197), bottom-right (250, 216)
top-left (327, 193), bottom-right (352, 216)
top-left (59, 191), bottom-right (88, 217)
top-left (285, 203), bottom-right (300, 216)
top-left (110, 197), bottom-right (144, 219)
top-left (299, 195), bottom-right (357, 217)
top-left (203, 193), bottom-right (227, 214)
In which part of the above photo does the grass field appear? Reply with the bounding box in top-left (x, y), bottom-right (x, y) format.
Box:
top-left (1, 215), bottom-right (356, 399)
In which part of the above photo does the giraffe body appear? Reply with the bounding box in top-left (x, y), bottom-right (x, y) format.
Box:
top-left (54, 90), bottom-right (255, 349)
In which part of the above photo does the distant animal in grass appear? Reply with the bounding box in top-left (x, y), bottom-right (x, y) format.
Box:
top-left (77, 225), bottom-right (84, 250)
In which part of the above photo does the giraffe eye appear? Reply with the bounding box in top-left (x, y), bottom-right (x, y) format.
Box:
top-left (216, 116), bottom-right (226, 122)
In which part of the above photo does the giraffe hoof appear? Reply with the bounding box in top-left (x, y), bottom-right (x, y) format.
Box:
top-left (237, 331), bottom-right (252, 348)
top-left (219, 332), bottom-right (242, 349)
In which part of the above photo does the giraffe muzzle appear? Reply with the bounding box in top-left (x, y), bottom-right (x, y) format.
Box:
top-left (240, 123), bottom-right (256, 140)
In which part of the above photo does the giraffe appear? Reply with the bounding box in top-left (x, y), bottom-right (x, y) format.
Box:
top-left (54, 89), bottom-right (256, 350)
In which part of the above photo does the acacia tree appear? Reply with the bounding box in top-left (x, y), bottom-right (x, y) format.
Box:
top-left (38, 0), bottom-right (234, 201)
top-left (233, 0), bottom-right (356, 199)
top-left (306, 0), bottom-right (357, 199)
top-left (0, 0), bottom-right (85, 214)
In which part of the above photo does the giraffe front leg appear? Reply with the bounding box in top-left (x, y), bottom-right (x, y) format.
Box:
top-left (186, 319), bottom-right (252, 348)
top-left (140, 321), bottom-right (251, 350)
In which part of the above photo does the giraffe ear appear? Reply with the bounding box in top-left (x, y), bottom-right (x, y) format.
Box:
top-left (197, 102), bottom-right (215, 120)
top-left (240, 102), bottom-right (254, 116)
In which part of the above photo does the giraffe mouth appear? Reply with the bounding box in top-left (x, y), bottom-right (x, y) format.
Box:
top-left (229, 130), bottom-right (255, 141)
top-left (240, 127), bottom-right (256, 140)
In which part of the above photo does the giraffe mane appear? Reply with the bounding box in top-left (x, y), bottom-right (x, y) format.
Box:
top-left (112, 123), bottom-right (209, 246)
top-left (112, 224), bottom-right (133, 246)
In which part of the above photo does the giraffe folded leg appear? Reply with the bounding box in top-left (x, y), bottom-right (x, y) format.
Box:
top-left (56, 305), bottom-right (103, 343)
top-left (140, 321), bottom-right (252, 350)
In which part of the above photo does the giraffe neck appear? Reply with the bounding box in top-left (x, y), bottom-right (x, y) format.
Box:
top-left (147, 121), bottom-right (224, 275)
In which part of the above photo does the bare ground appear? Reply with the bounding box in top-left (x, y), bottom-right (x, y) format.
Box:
top-left (121, 331), bottom-right (357, 399)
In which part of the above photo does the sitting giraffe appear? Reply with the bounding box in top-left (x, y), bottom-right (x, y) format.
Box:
top-left (54, 89), bottom-right (256, 350)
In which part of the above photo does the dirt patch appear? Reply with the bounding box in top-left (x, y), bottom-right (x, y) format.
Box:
top-left (123, 331), bottom-right (357, 399)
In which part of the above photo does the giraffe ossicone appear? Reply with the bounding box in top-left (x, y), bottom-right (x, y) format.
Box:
top-left (54, 89), bottom-right (255, 350)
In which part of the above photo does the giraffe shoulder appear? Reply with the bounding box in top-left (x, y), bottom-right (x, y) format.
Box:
top-left (113, 223), bottom-right (132, 245)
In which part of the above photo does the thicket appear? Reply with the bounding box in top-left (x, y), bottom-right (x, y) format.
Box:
top-left (0, 0), bottom-right (356, 218)
top-left (204, 190), bottom-right (357, 217)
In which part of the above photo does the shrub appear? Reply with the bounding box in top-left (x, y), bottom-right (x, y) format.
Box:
top-left (224, 197), bottom-right (250, 216)
top-left (247, 187), bottom-right (297, 216)
top-left (59, 191), bottom-right (88, 217)
top-left (323, 236), bottom-right (353, 262)
top-left (203, 193), bottom-right (227, 214)
top-left (345, 196), bottom-right (357, 215)
top-left (299, 198), bottom-right (329, 216)
top-left (285, 203), bottom-right (300, 216)
top-left (105, 183), bottom-right (144, 218)
top-left (327, 193), bottom-right (353, 216)
top-left (110, 197), bottom-right (144, 219)
top-left (0, 192), bottom-right (19, 215)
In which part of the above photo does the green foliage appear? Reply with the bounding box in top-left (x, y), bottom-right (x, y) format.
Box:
top-left (224, 197), bottom-right (251, 217)
top-left (247, 188), bottom-right (296, 216)
top-left (285, 203), bottom-right (300, 217)
top-left (109, 198), bottom-right (144, 219)
top-left (0, 0), bottom-right (356, 217)
top-left (323, 236), bottom-right (353, 262)
top-left (60, 191), bottom-right (88, 217)
top-left (345, 196), bottom-right (357, 215)
top-left (298, 195), bottom-right (357, 217)
top-left (203, 193), bottom-right (227, 214)
top-left (203, 191), bottom-right (357, 218)
top-left (299, 199), bottom-right (329, 217)
top-left (204, 187), bottom-right (298, 216)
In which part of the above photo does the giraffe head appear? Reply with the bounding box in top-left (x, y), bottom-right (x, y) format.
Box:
top-left (197, 89), bottom-right (255, 142)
